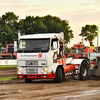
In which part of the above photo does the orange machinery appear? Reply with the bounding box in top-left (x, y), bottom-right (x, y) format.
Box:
top-left (71, 44), bottom-right (84, 59)
top-left (71, 44), bottom-right (93, 59)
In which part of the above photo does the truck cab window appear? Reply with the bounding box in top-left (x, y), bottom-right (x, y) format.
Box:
top-left (51, 39), bottom-right (58, 50)
top-left (18, 39), bottom-right (50, 53)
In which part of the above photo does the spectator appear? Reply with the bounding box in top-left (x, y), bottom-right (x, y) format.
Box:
top-left (2, 53), bottom-right (6, 59)
top-left (0, 53), bottom-right (3, 59)
top-left (7, 53), bottom-right (11, 59)
top-left (12, 52), bottom-right (17, 59)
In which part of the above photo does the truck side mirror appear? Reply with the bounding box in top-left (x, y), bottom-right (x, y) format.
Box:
top-left (53, 41), bottom-right (57, 49)
top-left (14, 41), bottom-right (17, 52)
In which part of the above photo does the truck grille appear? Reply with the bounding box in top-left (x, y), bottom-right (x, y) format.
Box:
top-left (26, 68), bottom-right (38, 74)
top-left (26, 61), bottom-right (38, 66)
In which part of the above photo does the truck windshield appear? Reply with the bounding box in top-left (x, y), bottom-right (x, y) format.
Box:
top-left (74, 49), bottom-right (82, 54)
top-left (18, 39), bottom-right (50, 53)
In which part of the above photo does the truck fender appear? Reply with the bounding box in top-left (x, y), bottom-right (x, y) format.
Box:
top-left (49, 63), bottom-right (63, 74)
top-left (71, 59), bottom-right (89, 72)
top-left (55, 65), bottom-right (64, 72)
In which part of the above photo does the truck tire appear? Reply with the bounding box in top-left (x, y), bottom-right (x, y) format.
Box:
top-left (25, 79), bottom-right (32, 83)
top-left (62, 72), bottom-right (65, 81)
top-left (93, 65), bottom-right (98, 69)
top-left (55, 67), bottom-right (62, 83)
top-left (79, 62), bottom-right (89, 80)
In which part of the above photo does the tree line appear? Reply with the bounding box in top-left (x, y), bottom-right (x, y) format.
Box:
top-left (0, 12), bottom-right (73, 47)
top-left (0, 11), bottom-right (98, 47)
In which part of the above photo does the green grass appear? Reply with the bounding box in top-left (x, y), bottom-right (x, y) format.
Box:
top-left (0, 76), bottom-right (17, 81)
top-left (0, 65), bottom-right (17, 69)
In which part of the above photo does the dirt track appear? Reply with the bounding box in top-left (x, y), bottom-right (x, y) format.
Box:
top-left (0, 69), bottom-right (100, 100)
top-left (0, 68), bottom-right (17, 77)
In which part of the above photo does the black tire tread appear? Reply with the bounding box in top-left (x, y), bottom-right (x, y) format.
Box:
top-left (55, 67), bottom-right (62, 83)
top-left (79, 61), bottom-right (89, 80)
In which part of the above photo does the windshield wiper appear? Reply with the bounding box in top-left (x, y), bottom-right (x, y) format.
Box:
top-left (18, 48), bottom-right (28, 52)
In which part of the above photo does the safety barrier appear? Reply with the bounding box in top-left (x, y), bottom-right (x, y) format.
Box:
top-left (0, 59), bottom-right (17, 65)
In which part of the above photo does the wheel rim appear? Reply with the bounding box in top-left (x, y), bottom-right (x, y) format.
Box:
top-left (82, 66), bottom-right (87, 76)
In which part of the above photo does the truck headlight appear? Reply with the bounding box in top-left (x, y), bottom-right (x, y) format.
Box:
top-left (18, 68), bottom-right (22, 72)
top-left (43, 68), bottom-right (48, 72)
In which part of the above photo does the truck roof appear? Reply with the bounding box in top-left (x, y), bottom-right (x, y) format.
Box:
top-left (20, 33), bottom-right (63, 39)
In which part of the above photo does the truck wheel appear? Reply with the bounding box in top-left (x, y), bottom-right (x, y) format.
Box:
top-left (62, 72), bottom-right (65, 81)
top-left (55, 67), bottom-right (62, 83)
top-left (25, 79), bottom-right (32, 83)
top-left (79, 62), bottom-right (89, 80)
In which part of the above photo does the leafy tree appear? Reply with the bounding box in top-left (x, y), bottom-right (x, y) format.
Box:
top-left (19, 16), bottom-right (47, 34)
top-left (43, 15), bottom-right (62, 33)
top-left (34, 16), bottom-right (47, 33)
top-left (0, 21), bottom-right (14, 46)
top-left (79, 24), bottom-right (98, 46)
top-left (0, 12), bottom-right (73, 46)
top-left (0, 17), bottom-right (6, 46)
top-left (2, 12), bottom-right (19, 43)
top-left (0, 17), bottom-right (13, 46)
top-left (66, 46), bottom-right (71, 52)
top-left (43, 15), bottom-right (74, 43)
top-left (19, 15), bottom-right (73, 43)
top-left (0, 16), bottom-right (14, 46)
top-left (61, 20), bottom-right (73, 43)
top-left (18, 19), bottom-right (25, 35)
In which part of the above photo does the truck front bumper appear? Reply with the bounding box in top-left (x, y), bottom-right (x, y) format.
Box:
top-left (17, 74), bottom-right (55, 79)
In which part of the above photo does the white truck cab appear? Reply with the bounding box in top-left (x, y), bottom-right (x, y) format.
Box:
top-left (17, 33), bottom-right (64, 82)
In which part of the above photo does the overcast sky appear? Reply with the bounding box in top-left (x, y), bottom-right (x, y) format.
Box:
top-left (0, 0), bottom-right (100, 47)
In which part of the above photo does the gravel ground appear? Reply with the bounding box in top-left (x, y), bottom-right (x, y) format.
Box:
top-left (0, 69), bottom-right (100, 100)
